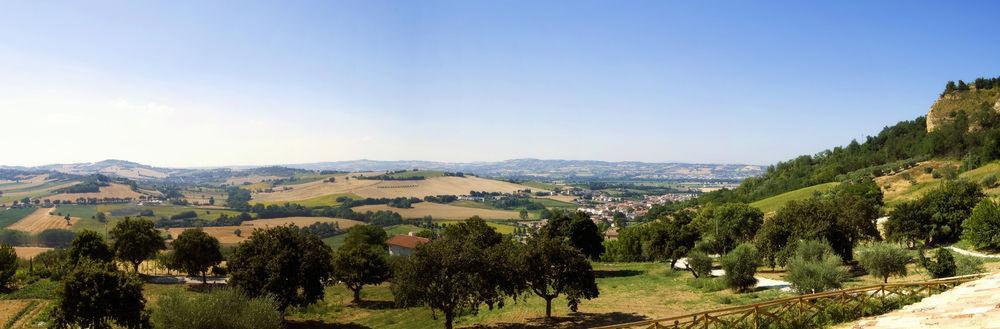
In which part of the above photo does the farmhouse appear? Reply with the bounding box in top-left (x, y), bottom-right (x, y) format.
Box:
top-left (387, 233), bottom-right (430, 256)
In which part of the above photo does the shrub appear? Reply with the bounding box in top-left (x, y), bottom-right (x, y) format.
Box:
top-left (36, 229), bottom-right (76, 248)
top-left (685, 250), bottom-right (713, 278)
top-left (857, 242), bottom-right (910, 283)
top-left (785, 240), bottom-right (847, 294)
top-left (919, 248), bottom-right (956, 278)
top-left (721, 243), bottom-right (759, 293)
top-left (51, 260), bottom-right (150, 329)
top-left (983, 174), bottom-right (999, 189)
top-left (962, 199), bottom-right (1000, 250)
top-left (956, 255), bottom-right (985, 276)
top-left (152, 288), bottom-right (282, 329)
top-left (0, 230), bottom-right (30, 246)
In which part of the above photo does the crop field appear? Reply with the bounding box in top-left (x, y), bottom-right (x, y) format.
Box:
top-left (540, 194), bottom-right (578, 203)
top-left (255, 193), bottom-right (361, 207)
top-left (0, 208), bottom-right (36, 229)
top-left (0, 174), bottom-right (50, 191)
top-left (252, 173), bottom-right (541, 203)
top-left (0, 180), bottom-right (79, 205)
top-left (7, 207), bottom-right (77, 234)
top-left (167, 217), bottom-right (361, 245)
top-left (224, 175), bottom-right (282, 185)
top-left (13, 247), bottom-right (52, 259)
top-left (353, 202), bottom-right (520, 220)
top-left (435, 219), bottom-right (518, 234)
top-left (42, 183), bottom-right (144, 203)
top-left (532, 197), bottom-right (578, 208)
top-left (179, 187), bottom-right (227, 206)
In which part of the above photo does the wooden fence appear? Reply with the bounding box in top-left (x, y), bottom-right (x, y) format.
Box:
top-left (592, 273), bottom-right (988, 329)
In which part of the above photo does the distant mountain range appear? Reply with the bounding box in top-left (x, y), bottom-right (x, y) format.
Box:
top-left (2, 159), bottom-right (764, 182)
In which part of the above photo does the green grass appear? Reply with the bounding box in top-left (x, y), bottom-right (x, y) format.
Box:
top-left (322, 224), bottom-right (424, 250)
top-left (434, 219), bottom-right (517, 234)
top-left (750, 182), bottom-right (841, 215)
top-left (883, 160), bottom-right (1000, 208)
top-left (0, 207), bottom-right (36, 228)
top-left (0, 279), bottom-right (58, 300)
top-left (256, 193), bottom-right (362, 207)
top-left (283, 262), bottom-right (791, 329)
top-left (52, 204), bottom-right (242, 234)
top-left (531, 197), bottom-right (577, 208)
top-left (519, 181), bottom-right (559, 191)
top-left (448, 200), bottom-right (501, 210)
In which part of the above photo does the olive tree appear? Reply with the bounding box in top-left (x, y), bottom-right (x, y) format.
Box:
top-left (857, 242), bottom-right (911, 283)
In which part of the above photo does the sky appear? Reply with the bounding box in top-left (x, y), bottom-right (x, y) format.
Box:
top-left (1, 1), bottom-right (998, 168)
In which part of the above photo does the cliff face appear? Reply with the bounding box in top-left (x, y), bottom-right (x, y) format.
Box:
top-left (926, 88), bottom-right (1000, 132)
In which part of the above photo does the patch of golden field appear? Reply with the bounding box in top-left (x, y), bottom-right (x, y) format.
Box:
top-left (225, 175), bottom-right (283, 185)
top-left (0, 174), bottom-right (50, 191)
top-left (875, 160), bottom-right (959, 204)
top-left (166, 217), bottom-right (362, 245)
top-left (44, 183), bottom-right (144, 202)
top-left (252, 173), bottom-right (540, 203)
top-left (0, 300), bottom-right (32, 326)
top-left (13, 246), bottom-right (53, 259)
top-left (7, 207), bottom-right (77, 234)
top-left (353, 202), bottom-right (520, 220)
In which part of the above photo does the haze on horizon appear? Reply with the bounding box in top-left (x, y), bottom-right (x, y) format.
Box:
top-left (1, 1), bottom-right (998, 168)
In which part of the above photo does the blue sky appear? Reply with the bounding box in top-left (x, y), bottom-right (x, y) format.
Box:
top-left (1, 1), bottom-right (998, 167)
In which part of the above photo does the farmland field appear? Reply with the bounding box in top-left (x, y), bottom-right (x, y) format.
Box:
top-left (435, 219), bottom-right (518, 234)
top-left (167, 216), bottom-right (361, 245)
top-left (43, 183), bottom-right (144, 203)
top-left (353, 202), bottom-right (520, 220)
top-left (0, 208), bottom-right (36, 228)
top-left (255, 193), bottom-right (361, 207)
top-left (7, 207), bottom-right (77, 234)
top-left (13, 247), bottom-right (52, 259)
top-left (749, 182), bottom-right (840, 215)
top-left (252, 173), bottom-right (541, 203)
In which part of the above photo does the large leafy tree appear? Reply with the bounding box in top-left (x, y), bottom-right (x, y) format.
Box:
top-left (393, 217), bottom-right (523, 329)
top-left (51, 260), bottom-right (151, 329)
top-left (520, 235), bottom-right (599, 320)
top-left (69, 230), bottom-right (113, 264)
top-left (229, 225), bottom-right (334, 310)
top-left (169, 229), bottom-right (223, 284)
top-left (886, 180), bottom-right (983, 246)
top-left (539, 210), bottom-right (604, 260)
top-left (644, 210), bottom-right (699, 267)
top-left (721, 243), bottom-right (759, 293)
top-left (857, 242), bottom-right (910, 283)
top-left (110, 217), bottom-right (165, 273)
top-left (694, 203), bottom-right (763, 254)
top-left (766, 182), bottom-right (881, 262)
top-left (963, 199), bottom-right (1000, 250)
top-left (331, 226), bottom-right (391, 303)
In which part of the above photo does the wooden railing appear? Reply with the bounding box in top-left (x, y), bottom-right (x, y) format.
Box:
top-left (592, 273), bottom-right (989, 329)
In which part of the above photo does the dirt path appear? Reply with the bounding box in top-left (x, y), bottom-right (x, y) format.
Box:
top-left (7, 207), bottom-right (77, 233)
top-left (674, 258), bottom-right (793, 291)
top-left (946, 246), bottom-right (1000, 259)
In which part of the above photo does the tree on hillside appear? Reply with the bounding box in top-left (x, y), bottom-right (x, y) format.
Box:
top-left (229, 226), bottom-right (334, 310)
top-left (886, 180), bottom-right (983, 246)
top-left (110, 217), bottom-right (165, 273)
top-left (919, 248), bottom-right (956, 279)
top-left (519, 236), bottom-right (599, 320)
top-left (332, 225), bottom-right (391, 303)
top-left (785, 240), bottom-right (847, 294)
top-left (0, 244), bottom-right (16, 288)
top-left (393, 217), bottom-right (524, 329)
top-left (755, 219), bottom-right (792, 269)
top-left (169, 229), bottom-right (223, 284)
top-left (519, 209), bottom-right (528, 221)
top-left (961, 199), bottom-right (1000, 250)
top-left (343, 224), bottom-right (388, 247)
top-left (539, 210), bottom-right (604, 260)
top-left (644, 210), bottom-right (699, 268)
top-left (884, 201), bottom-right (928, 247)
top-left (857, 242), bottom-right (910, 283)
top-left (694, 203), bottom-right (762, 254)
top-left (69, 230), bottom-right (113, 264)
top-left (51, 260), bottom-right (150, 329)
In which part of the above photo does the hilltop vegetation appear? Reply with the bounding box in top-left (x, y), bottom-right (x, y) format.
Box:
top-left (701, 75), bottom-right (1000, 206)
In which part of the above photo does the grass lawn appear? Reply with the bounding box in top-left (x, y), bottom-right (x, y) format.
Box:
top-left (519, 181), bottom-right (559, 191)
top-left (531, 197), bottom-right (576, 209)
top-left (284, 262), bottom-right (789, 328)
top-left (257, 193), bottom-right (362, 207)
top-left (0, 207), bottom-right (36, 229)
top-left (750, 182), bottom-right (840, 215)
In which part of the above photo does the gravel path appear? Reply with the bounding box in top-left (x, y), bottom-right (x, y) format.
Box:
top-left (946, 246), bottom-right (1000, 259)
top-left (674, 258), bottom-right (793, 292)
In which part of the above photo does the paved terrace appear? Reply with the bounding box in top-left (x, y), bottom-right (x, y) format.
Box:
top-left (845, 272), bottom-right (1000, 329)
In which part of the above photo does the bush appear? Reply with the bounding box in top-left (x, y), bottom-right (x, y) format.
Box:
top-left (685, 250), bottom-right (713, 278)
top-left (35, 229), bottom-right (76, 248)
top-left (983, 174), bottom-right (999, 189)
top-left (785, 240), bottom-right (847, 294)
top-left (0, 230), bottom-right (30, 246)
top-left (962, 199), bottom-right (1000, 250)
top-left (956, 255), bottom-right (985, 276)
top-left (919, 248), bottom-right (956, 278)
top-left (721, 243), bottom-right (759, 293)
top-left (152, 288), bottom-right (282, 329)
top-left (857, 242), bottom-right (910, 283)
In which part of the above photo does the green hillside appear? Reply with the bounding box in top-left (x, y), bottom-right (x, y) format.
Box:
top-left (749, 182), bottom-right (840, 215)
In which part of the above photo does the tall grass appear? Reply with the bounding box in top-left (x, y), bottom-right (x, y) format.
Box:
top-left (152, 287), bottom-right (283, 329)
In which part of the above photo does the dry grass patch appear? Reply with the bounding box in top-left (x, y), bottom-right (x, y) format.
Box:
top-left (541, 195), bottom-right (578, 203)
top-left (13, 247), bottom-right (53, 260)
top-left (166, 217), bottom-right (361, 245)
top-left (7, 207), bottom-right (77, 234)
top-left (253, 174), bottom-right (541, 203)
top-left (353, 202), bottom-right (520, 220)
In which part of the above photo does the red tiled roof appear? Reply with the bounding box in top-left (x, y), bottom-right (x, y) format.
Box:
top-left (387, 234), bottom-right (430, 249)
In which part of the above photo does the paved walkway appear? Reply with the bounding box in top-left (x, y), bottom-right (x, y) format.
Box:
top-left (845, 273), bottom-right (1000, 329)
top-left (674, 258), bottom-right (792, 292)
top-left (147, 275), bottom-right (228, 284)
